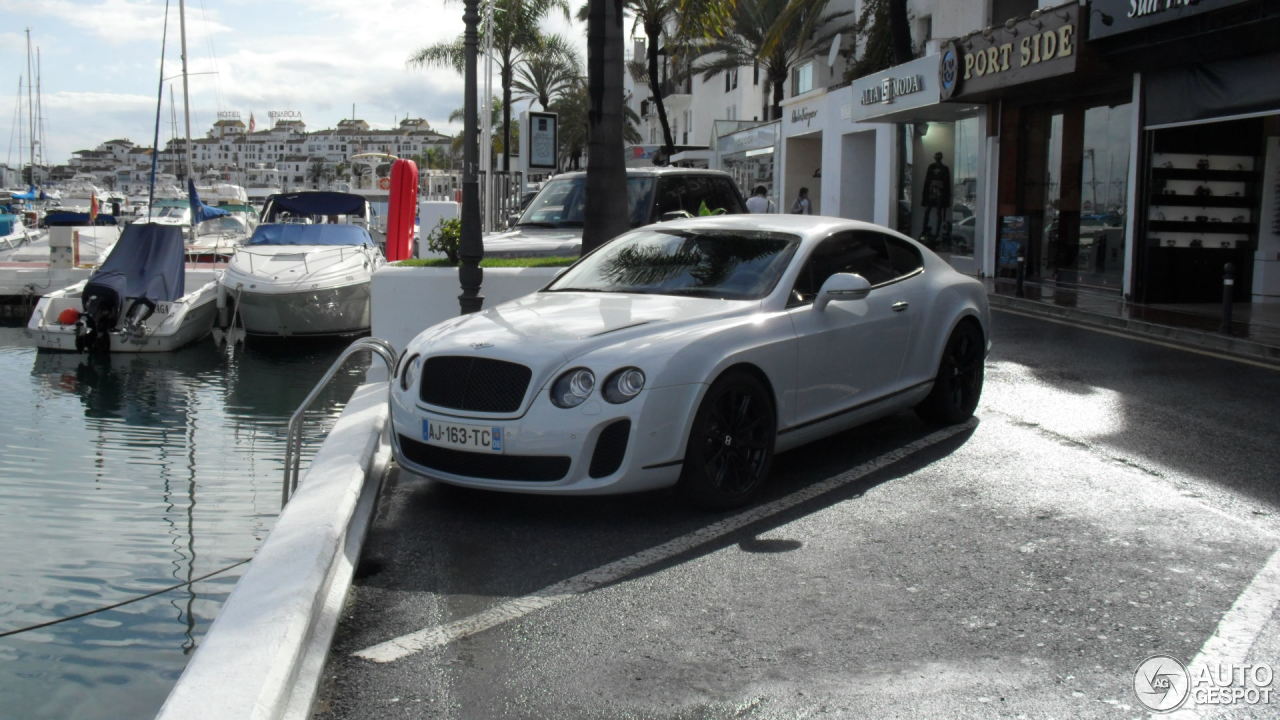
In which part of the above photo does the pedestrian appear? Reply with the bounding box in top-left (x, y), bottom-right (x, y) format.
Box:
top-left (791, 187), bottom-right (812, 215)
top-left (746, 185), bottom-right (772, 213)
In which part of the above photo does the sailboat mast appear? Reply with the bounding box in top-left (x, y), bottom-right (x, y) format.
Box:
top-left (25, 28), bottom-right (35, 185)
top-left (178, 0), bottom-right (193, 183)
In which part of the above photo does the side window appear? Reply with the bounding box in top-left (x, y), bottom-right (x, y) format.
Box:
top-left (708, 177), bottom-right (747, 214)
top-left (788, 232), bottom-right (906, 307)
top-left (884, 236), bottom-right (924, 277)
top-left (652, 177), bottom-right (682, 219)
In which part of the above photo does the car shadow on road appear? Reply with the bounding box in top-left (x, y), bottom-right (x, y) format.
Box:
top-left (350, 411), bottom-right (976, 610)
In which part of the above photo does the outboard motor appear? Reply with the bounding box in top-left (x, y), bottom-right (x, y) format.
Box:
top-left (121, 298), bottom-right (156, 336)
top-left (75, 282), bottom-right (122, 354)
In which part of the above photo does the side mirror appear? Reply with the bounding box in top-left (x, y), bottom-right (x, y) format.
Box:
top-left (507, 213), bottom-right (519, 228)
top-left (814, 272), bottom-right (871, 312)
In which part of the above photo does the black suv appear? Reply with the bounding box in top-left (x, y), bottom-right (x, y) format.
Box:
top-left (484, 167), bottom-right (748, 257)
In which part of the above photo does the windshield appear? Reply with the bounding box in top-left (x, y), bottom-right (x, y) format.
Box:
top-left (516, 176), bottom-right (655, 228)
top-left (154, 205), bottom-right (187, 219)
top-left (547, 228), bottom-right (799, 300)
top-left (197, 216), bottom-right (246, 236)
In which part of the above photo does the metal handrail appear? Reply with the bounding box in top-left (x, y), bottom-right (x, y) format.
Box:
top-left (282, 336), bottom-right (398, 507)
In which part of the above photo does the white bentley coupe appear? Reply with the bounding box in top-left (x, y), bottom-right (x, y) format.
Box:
top-left (390, 215), bottom-right (989, 508)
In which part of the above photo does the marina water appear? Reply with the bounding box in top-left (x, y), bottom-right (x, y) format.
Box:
top-left (0, 323), bottom-right (366, 719)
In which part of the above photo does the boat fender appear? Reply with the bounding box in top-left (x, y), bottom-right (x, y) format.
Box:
top-left (57, 307), bottom-right (81, 325)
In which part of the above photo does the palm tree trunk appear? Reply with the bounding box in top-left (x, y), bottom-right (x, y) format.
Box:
top-left (502, 63), bottom-right (513, 172)
top-left (583, 0), bottom-right (628, 254)
top-left (888, 0), bottom-right (913, 64)
top-left (645, 21), bottom-right (675, 157)
top-left (770, 67), bottom-right (786, 121)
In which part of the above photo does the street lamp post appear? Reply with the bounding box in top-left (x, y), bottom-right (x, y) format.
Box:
top-left (458, 0), bottom-right (485, 314)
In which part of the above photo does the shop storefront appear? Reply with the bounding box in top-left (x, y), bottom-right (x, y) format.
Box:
top-left (1087, 0), bottom-right (1280, 303)
top-left (712, 120), bottom-right (781, 211)
top-left (841, 53), bottom-right (991, 275)
top-left (943, 2), bottom-right (1132, 290)
top-left (779, 90), bottom-right (826, 215)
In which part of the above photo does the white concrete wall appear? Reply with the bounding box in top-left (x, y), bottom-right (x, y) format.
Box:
top-left (371, 264), bottom-right (562, 354)
top-left (156, 381), bottom-right (390, 720)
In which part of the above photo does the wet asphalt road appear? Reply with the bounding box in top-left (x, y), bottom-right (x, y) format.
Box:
top-left (313, 310), bottom-right (1280, 719)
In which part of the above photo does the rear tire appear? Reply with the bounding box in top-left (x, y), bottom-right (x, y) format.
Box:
top-left (916, 320), bottom-right (984, 426)
top-left (679, 370), bottom-right (776, 510)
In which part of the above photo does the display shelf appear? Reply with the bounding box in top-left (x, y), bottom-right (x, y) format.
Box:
top-left (1148, 194), bottom-right (1254, 208)
top-left (1150, 168), bottom-right (1256, 182)
top-left (1148, 220), bottom-right (1254, 233)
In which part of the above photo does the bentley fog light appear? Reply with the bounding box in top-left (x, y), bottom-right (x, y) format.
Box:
top-left (603, 367), bottom-right (646, 403)
top-left (400, 353), bottom-right (422, 392)
top-left (551, 367), bottom-right (595, 408)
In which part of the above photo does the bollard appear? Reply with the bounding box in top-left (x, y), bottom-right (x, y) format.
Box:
top-left (1016, 255), bottom-right (1026, 298)
top-left (1221, 262), bottom-right (1235, 334)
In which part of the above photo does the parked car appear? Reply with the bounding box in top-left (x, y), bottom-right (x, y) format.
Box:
top-left (484, 167), bottom-right (748, 257)
top-left (390, 214), bottom-right (990, 508)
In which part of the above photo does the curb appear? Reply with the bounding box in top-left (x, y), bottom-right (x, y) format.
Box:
top-left (988, 293), bottom-right (1280, 367)
top-left (155, 381), bottom-right (390, 720)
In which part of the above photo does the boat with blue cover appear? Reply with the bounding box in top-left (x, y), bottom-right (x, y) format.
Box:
top-left (26, 223), bottom-right (219, 352)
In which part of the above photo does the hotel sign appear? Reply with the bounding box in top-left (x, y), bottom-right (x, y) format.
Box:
top-left (269, 110), bottom-right (303, 120)
top-left (861, 74), bottom-right (924, 105)
top-left (1087, 0), bottom-right (1252, 40)
top-left (216, 111), bottom-right (241, 120)
top-left (943, 3), bottom-right (1080, 100)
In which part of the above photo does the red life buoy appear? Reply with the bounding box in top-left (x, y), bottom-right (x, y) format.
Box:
top-left (378, 177), bottom-right (391, 191)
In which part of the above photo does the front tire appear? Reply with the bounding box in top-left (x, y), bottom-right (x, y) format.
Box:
top-left (916, 320), bottom-right (984, 426)
top-left (679, 370), bottom-right (776, 509)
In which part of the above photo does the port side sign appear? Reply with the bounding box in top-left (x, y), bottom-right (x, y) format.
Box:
top-left (940, 4), bottom-right (1080, 100)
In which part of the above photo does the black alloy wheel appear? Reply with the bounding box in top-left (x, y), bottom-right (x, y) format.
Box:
top-left (679, 370), bottom-right (776, 509)
top-left (916, 320), bottom-right (984, 426)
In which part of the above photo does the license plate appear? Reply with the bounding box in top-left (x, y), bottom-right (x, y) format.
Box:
top-left (423, 418), bottom-right (504, 454)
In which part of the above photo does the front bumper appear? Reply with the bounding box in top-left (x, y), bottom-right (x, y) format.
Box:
top-left (389, 382), bottom-right (703, 495)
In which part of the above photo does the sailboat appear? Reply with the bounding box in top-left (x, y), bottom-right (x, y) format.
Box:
top-left (25, 0), bottom-right (219, 353)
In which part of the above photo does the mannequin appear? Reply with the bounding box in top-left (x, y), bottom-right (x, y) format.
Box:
top-left (921, 152), bottom-right (951, 247)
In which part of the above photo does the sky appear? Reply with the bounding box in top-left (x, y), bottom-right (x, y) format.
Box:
top-left (0, 0), bottom-right (586, 169)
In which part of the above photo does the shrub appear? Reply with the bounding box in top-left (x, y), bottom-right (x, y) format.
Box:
top-left (425, 217), bottom-right (462, 264)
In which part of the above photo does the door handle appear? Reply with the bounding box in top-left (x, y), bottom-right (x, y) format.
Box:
top-left (892, 301), bottom-right (909, 312)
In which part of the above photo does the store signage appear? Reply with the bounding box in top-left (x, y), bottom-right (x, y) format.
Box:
top-left (945, 4), bottom-right (1081, 99)
top-left (861, 74), bottom-right (924, 105)
top-left (790, 107), bottom-right (819, 127)
top-left (269, 110), bottom-right (302, 120)
top-left (850, 54), bottom-right (940, 123)
top-left (1087, 0), bottom-right (1250, 40)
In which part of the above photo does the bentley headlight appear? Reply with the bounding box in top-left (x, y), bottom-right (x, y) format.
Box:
top-left (400, 353), bottom-right (422, 392)
top-left (550, 367), bottom-right (595, 408)
top-left (603, 367), bottom-right (646, 404)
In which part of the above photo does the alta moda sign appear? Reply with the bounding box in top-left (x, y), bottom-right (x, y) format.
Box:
top-left (861, 75), bottom-right (924, 105)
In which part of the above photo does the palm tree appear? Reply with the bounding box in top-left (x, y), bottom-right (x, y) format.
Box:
top-left (449, 97), bottom-right (510, 162)
top-left (409, 0), bottom-right (570, 173)
top-left (696, 0), bottom-right (852, 121)
top-left (550, 78), bottom-right (641, 170)
top-left (512, 34), bottom-right (581, 110)
top-left (624, 0), bottom-right (683, 159)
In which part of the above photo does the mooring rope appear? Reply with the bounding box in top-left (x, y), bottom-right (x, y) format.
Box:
top-left (0, 558), bottom-right (250, 639)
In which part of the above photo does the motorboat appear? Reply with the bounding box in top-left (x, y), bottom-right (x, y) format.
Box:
top-left (218, 191), bottom-right (385, 338)
top-left (27, 223), bottom-right (219, 353)
top-left (187, 213), bottom-right (254, 261)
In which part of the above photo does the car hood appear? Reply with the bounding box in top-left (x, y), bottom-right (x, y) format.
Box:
top-left (412, 291), bottom-right (752, 384)
top-left (483, 226), bottom-right (583, 257)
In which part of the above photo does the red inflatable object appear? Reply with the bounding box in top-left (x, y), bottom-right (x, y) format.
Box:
top-left (57, 307), bottom-right (81, 325)
top-left (385, 159), bottom-right (419, 261)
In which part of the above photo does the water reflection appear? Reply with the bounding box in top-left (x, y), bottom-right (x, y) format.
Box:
top-left (1, 331), bottom-right (365, 720)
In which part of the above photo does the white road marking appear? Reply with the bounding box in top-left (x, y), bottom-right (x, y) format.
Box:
top-left (1167, 548), bottom-right (1280, 719)
top-left (353, 419), bottom-right (977, 663)
top-left (991, 306), bottom-right (1280, 372)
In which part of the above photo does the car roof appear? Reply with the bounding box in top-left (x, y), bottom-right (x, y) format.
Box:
top-left (634, 214), bottom-right (923, 249)
top-left (545, 167), bottom-right (736, 179)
